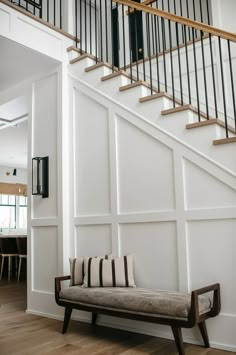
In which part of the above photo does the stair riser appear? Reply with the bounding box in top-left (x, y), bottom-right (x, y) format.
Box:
top-left (68, 50), bottom-right (80, 61)
top-left (81, 67), bottom-right (112, 86)
top-left (134, 97), bottom-right (172, 121)
top-left (70, 58), bottom-right (96, 76)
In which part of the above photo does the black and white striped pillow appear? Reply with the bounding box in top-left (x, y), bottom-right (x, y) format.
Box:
top-left (70, 255), bottom-right (111, 286)
top-left (82, 255), bottom-right (135, 287)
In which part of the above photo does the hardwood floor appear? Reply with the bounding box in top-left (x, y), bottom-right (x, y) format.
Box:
top-left (0, 280), bottom-right (234, 355)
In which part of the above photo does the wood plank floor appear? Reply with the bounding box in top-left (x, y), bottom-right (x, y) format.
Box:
top-left (0, 280), bottom-right (234, 355)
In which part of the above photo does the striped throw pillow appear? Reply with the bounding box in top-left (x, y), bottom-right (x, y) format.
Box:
top-left (82, 255), bottom-right (136, 287)
top-left (70, 255), bottom-right (111, 286)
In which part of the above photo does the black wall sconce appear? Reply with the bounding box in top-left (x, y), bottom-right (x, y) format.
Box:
top-left (32, 156), bottom-right (49, 198)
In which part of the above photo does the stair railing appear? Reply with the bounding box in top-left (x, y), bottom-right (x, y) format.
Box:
top-left (2, 0), bottom-right (235, 139)
top-left (6, 0), bottom-right (63, 29)
top-left (75, 0), bottom-right (236, 139)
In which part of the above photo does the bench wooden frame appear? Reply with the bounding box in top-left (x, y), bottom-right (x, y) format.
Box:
top-left (55, 276), bottom-right (220, 355)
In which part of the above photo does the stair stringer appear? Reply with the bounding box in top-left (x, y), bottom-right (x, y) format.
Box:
top-left (68, 72), bottom-right (236, 352)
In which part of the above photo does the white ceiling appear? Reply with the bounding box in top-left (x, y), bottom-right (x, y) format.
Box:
top-left (0, 36), bottom-right (59, 169)
top-left (0, 96), bottom-right (28, 121)
top-left (0, 35), bottom-right (59, 92)
top-left (0, 120), bottom-right (28, 168)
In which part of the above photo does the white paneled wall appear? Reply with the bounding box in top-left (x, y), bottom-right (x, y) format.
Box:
top-left (28, 69), bottom-right (64, 318)
top-left (69, 75), bottom-right (236, 351)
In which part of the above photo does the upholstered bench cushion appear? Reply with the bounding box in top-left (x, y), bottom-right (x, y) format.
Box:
top-left (59, 287), bottom-right (211, 319)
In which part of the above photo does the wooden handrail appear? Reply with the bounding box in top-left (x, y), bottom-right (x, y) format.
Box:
top-left (118, 0), bottom-right (236, 43)
top-left (142, 0), bottom-right (158, 5)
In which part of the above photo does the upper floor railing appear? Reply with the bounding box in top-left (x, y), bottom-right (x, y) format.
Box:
top-left (7, 0), bottom-right (63, 29)
top-left (2, 0), bottom-right (236, 140)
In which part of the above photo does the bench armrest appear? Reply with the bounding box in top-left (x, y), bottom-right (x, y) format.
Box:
top-left (55, 275), bottom-right (71, 304)
top-left (189, 283), bottom-right (221, 324)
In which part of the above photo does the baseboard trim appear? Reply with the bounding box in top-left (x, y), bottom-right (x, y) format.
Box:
top-left (26, 309), bottom-right (236, 352)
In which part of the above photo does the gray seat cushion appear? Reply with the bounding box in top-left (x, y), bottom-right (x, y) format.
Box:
top-left (59, 287), bottom-right (212, 320)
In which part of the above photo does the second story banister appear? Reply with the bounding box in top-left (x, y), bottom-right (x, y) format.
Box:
top-left (117, 0), bottom-right (236, 42)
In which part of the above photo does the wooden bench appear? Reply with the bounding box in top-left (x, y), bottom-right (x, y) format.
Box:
top-left (55, 276), bottom-right (220, 355)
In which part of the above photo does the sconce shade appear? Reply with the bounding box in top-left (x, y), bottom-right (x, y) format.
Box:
top-left (32, 156), bottom-right (49, 198)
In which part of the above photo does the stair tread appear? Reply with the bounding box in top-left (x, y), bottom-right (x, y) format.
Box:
top-left (139, 92), bottom-right (167, 103)
top-left (70, 53), bottom-right (97, 65)
top-left (161, 105), bottom-right (192, 115)
top-left (213, 137), bottom-right (236, 145)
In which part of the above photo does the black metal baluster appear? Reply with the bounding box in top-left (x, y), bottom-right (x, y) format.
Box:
top-left (47, 0), bottom-right (49, 23)
top-left (110, 0), bottom-right (114, 71)
top-left (95, 0), bottom-right (98, 62)
top-left (218, 37), bottom-right (228, 137)
top-left (146, 13), bottom-right (153, 93)
top-left (141, 10), bottom-right (146, 81)
top-left (80, 0), bottom-right (82, 53)
top-left (99, 0), bottom-right (103, 61)
top-left (199, 0), bottom-right (203, 23)
top-left (128, 7), bottom-right (133, 83)
top-left (134, 9), bottom-right (139, 81)
top-left (167, 0), bottom-right (175, 106)
top-left (53, 0), bottom-right (55, 26)
top-left (227, 40), bottom-right (236, 131)
top-left (209, 34), bottom-right (218, 118)
top-left (161, 17), bottom-right (167, 92)
top-left (186, 0), bottom-right (191, 40)
top-left (184, 25), bottom-right (191, 104)
top-left (179, 0), bottom-right (184, 43)
top-left (156, 15), bottom-right (161, 53)
top-left (206, 0), bottom-right (210, 25)
top-left (176, 22), bottom-right (183, 105)
top-left (200, 30), bottom-right (209, 119)
top-left (122, 4), bottom-right (126, 71)
top-left (60, 0), bottom-right (62, 29)
top-left (192, 0), bottom-right (197, 38)
top-left (84, 0), bottom-right (87, 53)
top-left (116, 2), bottom-right (120, 70)
top-left (105, 0), bottom-right (108, 62)
top-left (75, 0), bottom-right (78, 48)
top-left (89, 0), bottom-right (92, 54)
top-left (151, 5), bottom-right (155, 55)
top-left (192, 27), bottom-right (201, 121)
top-left (154, 14), bottom-right (160, 92)
top-left (192, 0), bottom-right (196, 20)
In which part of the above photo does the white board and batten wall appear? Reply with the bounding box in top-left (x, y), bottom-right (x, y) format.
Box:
top-left (68, 73), bottom-right (236, 351)
top-left (0, 1), bottom-right (236, 352)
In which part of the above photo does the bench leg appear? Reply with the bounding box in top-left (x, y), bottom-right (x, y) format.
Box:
top-left (198, 321), bottom-right (210, 348)
top-left (62, 307), bottom-right (72, 334)
top-left (92, 312), bottom-right (97, 325)
top-left (171, 326), bottom-right (185, 355)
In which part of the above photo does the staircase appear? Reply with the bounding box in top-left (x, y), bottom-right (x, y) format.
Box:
top-left (65, 0), bottom-right (236, 172)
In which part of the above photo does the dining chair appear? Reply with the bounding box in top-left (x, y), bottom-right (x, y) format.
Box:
top-left (0, 238), bottom-right (18, 281)
top-left (16, 237), bottom-right (27, 282)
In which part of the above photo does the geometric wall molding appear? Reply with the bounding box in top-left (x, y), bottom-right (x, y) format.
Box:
top-left (116, 115), bottom-right (175, 214)
top-left (183, 159), bottom-right (236, 210)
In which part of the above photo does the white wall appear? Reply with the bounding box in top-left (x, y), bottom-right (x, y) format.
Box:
top-left (27, 67), bottom-right (65, 317)
top-left (211, 0), bottom-right (236, 32)
top-left (1, 1), bottom-right (236, 352)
